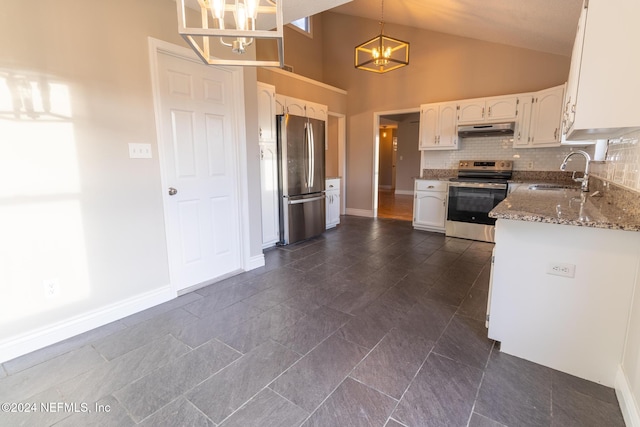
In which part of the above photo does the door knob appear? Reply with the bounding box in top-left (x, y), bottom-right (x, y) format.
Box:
top-left (168, 187), bottom-right (178, 196)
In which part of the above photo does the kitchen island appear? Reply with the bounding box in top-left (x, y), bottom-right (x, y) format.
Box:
top-left (487, 184), bottom-right (640, 386)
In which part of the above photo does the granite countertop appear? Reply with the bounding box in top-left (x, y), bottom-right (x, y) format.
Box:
top-left (490, 184), bottom-right (640, 232)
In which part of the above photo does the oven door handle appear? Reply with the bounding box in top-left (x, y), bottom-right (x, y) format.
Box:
top-left (448, 182), bottom-right (508, 190)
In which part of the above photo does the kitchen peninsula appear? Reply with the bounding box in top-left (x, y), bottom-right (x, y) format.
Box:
top-left (487, 182), bottom-right (640, 386)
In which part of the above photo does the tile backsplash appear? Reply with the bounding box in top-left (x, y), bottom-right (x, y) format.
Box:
top-left (590, 131), bottom-right (640, 193)
top-left (421, 136), bottom-right (595, 172)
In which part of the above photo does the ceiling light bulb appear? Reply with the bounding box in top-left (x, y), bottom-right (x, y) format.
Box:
top-left (234, 3), bottom-right (247, 30)
top-left (244, 0), bottom-right (259, 20)
top-left (210, 0), bottom-right (225, 28)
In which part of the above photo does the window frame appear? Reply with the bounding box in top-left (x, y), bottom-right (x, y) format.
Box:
top-left (288, 16), bottom-right (313, 38)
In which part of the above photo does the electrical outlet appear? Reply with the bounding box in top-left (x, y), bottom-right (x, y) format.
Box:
top-left (43, 278), bottom-right (60, 298)
top-left (546, 262), bottom-right (576, 278)
top-left (128, 143), bottom-right (152, 159)
top-left (527, 161), bottom-right (534, 169)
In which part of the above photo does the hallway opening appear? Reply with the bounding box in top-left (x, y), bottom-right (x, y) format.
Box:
top-left (375, 110), bottom-right (420, 221)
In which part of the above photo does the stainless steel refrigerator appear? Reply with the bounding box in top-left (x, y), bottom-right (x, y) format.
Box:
top-left (277, 114), bottom-right (325, 245)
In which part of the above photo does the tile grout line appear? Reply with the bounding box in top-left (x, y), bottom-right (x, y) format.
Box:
top-left (294, 330), bottom-right (387, 426)
top-left (383, 297), bottom-right (462, 425)
top-left (348, 376), bottom-right (400, 402)
top-left (383, 347), bottom-right (434, 426)
top-left (465, 341), bottom-right (502, 427)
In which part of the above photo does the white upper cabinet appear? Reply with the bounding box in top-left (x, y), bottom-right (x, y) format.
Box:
top-left (514, 94), bottom-right (535, 147)
top-left (514, 85), bottom-right (565, 148)
top-left (530, 84), bottom-right (565, 147)
top-left (457, 100), bottom-right (485, 124)
top-left (257, 82), bottom-right (276, 142)
top-left (274, 94), bottom-right (327, 122)
top-left (284, 97), bottom-right (306, 117)
top-left (457, 96), bottom-right (518, 124)
top-left (419, 102), bottom-right (458, 150)
top-left (306, 102), bottom-right (328, 122)
top-left (487, 96), bottom-right (519, 121)
top-left (563, 0), bottom-right (640, 140)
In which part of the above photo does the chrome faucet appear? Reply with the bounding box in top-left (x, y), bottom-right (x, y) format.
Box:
top-left (560, 150), bottom-right (591, 192)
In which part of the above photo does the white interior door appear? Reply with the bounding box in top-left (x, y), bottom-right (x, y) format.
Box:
top-left (157, 52), bottom-right (241, 292)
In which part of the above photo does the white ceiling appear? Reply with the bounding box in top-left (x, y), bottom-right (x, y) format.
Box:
top-left (328, 0), bottom-right (583, 56)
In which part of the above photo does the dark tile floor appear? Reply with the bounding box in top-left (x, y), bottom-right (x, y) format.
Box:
top-left (0, 216), bottom-right (626, 426)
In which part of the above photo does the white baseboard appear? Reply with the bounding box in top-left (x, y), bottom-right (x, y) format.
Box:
top-left (246, 254), bottom-right (265, 271)
top-left (262, 241), bottom-right (277, 250)
top-left (345, 208), bottom-right (374, 218)
top-left (395, 189), bottom-right (414, 195)
top-left (616, 366), bottom-right (640, 427)
top-left (0, 286), bottom-right (174, 364)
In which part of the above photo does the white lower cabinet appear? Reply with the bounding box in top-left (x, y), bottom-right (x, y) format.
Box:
top-left (260, 142), bottom-right (280, 248)
top-left (412, 180), bottom-right (447, 232)
top-left (325, 178), bottom-right (341, 229)
top-left (489, 219), bottom-right (639, 385)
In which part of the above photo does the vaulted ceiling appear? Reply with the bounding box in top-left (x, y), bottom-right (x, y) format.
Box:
top-left (182, 0), bottom-right (582, 56)
top-left (328, 0), bottom-right (583, 56)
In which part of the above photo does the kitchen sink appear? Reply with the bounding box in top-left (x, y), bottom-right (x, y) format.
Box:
top-left (528, 184), bottom-right (579, 191)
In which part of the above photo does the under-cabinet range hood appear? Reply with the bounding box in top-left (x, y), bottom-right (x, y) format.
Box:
top-left (458, 122), bottom-right (515, 138)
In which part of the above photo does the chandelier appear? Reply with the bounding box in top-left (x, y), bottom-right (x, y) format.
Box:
top-left (177, 0), bottom-right (284, 67)
top-left (355, 0), bottom-right (409, 73)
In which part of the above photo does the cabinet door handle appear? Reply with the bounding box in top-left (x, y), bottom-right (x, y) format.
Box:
top-left (259, 127), bottom-right (263, 138)
top-left (482, 107), bottom-right (485, 118)
top-left (517, 131), bottom-right (521, 141)
top-left (488, 106), bottom-right (492, 117)
top-left (554, 128), bottom-right (558, 140)
top-left (427, 185), bottom-right (435, 189)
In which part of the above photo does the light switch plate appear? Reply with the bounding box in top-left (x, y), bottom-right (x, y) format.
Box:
top-left (129, 143), bottom-right (152, 159)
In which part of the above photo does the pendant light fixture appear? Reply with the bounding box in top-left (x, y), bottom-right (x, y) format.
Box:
top-left (355, 0), bottom-right (409, 73)
top-left (177, 0), bottom-right (284, 67)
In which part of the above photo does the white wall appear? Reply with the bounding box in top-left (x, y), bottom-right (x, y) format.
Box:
top-left (0, 0), bottom-right (262, 361)
top-left (395, 119), bottom-right (421, 193)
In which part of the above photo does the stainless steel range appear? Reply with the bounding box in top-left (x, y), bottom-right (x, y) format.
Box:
top-left (445, 160), bottom-right (513, 243)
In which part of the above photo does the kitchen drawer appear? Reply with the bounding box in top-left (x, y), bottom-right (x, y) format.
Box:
top-left (415, 180), bottom-right (447, 192)
top-left (326, 178), bottom-right (340, 190)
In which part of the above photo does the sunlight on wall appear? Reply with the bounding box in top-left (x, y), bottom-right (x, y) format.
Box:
top-left (0, 72), bottom-right (89, 331)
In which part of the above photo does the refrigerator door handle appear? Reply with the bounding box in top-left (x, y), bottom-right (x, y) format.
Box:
top-left (303, 123), bottom-right (309, 188)
top-left (287, 195), bottom-right (325, 205)
top-left (309, 121), bottom-right (315, 189)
